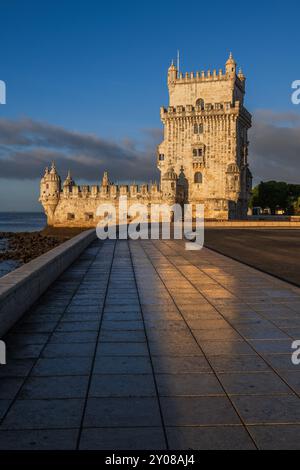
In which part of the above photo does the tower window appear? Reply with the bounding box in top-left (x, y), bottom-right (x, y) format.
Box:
top-left (193, 148), bottom-right (203, 157)
top-left (159, 153), bottom-right (165, 161)
top-left (196, 98), bottom-right (204, 109)
top-left (194, 124), bottom-right (203, 134)
top-left (194, 172), bottom-right (203, 184)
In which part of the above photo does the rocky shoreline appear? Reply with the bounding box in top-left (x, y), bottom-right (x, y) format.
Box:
top-left (0, 227), bottom-right (87, 266)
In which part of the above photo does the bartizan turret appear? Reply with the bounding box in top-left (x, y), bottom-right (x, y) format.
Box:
top-left (225, 52), bottom-right (236, 78)
top-left (161, 167), bottom-right (177, 202)
top-left (39, 162), bottom-right (61, 225)
top-left (167, 61), bottom-right (178, 87)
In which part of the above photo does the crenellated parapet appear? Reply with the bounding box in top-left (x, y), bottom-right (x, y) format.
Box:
top-left (60, 178), bottom-right (161, 200)
top-left (168, 53), bottom-right (245, 89)
top-left (160, 100), bottom-right (246, 120)
top-left (39, 166), bottom-right (175, 226)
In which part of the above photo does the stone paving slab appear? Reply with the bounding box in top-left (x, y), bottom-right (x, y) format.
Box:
top-left (0, 238), bottom-right (300, 449)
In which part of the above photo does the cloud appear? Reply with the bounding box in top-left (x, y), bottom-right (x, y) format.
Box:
top-left (0, 111), bottom-right (299, 187)
top-left (250, 109), bottom-right (300, 184)
top-left (0, 118), bottom-right (162, 182)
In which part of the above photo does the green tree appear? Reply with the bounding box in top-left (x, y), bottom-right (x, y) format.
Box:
top-left (250, 181), bottom-right (291, 214)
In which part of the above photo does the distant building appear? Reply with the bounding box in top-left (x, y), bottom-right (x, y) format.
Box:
top-left (40, 54), bottom-right (252, 226)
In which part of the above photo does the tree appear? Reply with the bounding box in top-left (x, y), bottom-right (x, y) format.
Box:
top-left (250, 181), bottom-right (294, 214)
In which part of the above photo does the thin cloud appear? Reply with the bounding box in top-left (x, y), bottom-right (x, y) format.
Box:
top-left (250, 109), bottom-right (300, 184)
top-left (0, 112), bottom-right (299, 186)
top-left (0, 118), bottom-right (161, 182)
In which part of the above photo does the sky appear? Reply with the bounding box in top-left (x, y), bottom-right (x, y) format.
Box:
top-left (0, 0), bottom-right (300, 211)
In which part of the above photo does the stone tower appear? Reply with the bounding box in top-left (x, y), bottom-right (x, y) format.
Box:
top-left (39, 162), bottom-right (61, 225)
top-left (157, 53), bottom-right (252, 219)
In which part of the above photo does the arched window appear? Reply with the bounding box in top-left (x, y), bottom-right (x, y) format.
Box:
top-left (196, 98), bottom-right (204, 109)
top-left (194, 172), bottom-right (203, 184)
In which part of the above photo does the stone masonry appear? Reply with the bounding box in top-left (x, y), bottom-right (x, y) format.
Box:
top-left (40, 54), bottom-right (252, 226)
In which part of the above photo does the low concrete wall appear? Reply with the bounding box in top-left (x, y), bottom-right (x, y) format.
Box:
top-left (205, 221), bottom-right (300, 228)
top-left (0, 229), bottom-right (97, 338)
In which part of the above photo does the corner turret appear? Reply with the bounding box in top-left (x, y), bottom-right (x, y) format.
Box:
top-left (39, 162), bottom-right (61, 225)
top-left (238, 67), bottom-right (245, 82)
top-left (63, 170), bottom-right (75, 190)
top-left (168, 61), bottom-right (178, 87)
top-left (161, 167), bottom-right (177, 201)
top-left (225, 52), bottom-right (236, 78)
top-left (102, 171), bottom-right (110, 187)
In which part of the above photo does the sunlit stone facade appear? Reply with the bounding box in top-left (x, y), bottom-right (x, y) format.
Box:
top-left (40, 54), bottom-right (252, 226)
top-left (158, 53), bottom-right (252, 219)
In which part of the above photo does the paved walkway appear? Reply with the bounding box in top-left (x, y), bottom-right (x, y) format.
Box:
top-left (1, 239), bottom-right (300, 450)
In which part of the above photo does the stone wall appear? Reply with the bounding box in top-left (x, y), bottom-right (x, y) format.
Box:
top-left (0, 229), bottom-right (96, 337)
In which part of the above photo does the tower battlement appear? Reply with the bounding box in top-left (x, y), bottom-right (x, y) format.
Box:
top-left (167, 53), bottom-right (246, 108)
top-left (160, 100), bottom-right (251, 124)
top-left (39, 53), bottom-right (252, 225)
top-left (168, 54), bottom-right (246, 86)
top-left (172, 68), bottom-right (245, 83)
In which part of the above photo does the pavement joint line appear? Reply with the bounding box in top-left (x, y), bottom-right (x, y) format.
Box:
top-left (156, 239), bottom-right (300, 406)
top-left (128, 239), bottom-right (169, 450)
top-left (138, 239), bottom-right (259, 450)
top-left (75, 240), bottom-right (116, 450)
top-left (0, 240), bottom-right (104, 429)
top-left (196, 245), bottom-right (300, 342)
top-left (1, 238), bottom-right (300, 448)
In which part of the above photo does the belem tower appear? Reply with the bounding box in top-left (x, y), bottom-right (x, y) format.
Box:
top-left (40, 53), bottom-right (252, 226)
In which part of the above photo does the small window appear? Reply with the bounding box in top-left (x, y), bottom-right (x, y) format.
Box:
top-left (193, 123), bottom-right (203, 134)
top-left (193, 148), bottom-right (203, 157)
top-left (67, 213), bottom-right (75, 220)
top-left (159, 153), bottom-right (165, 161)
top-left (196, 98), bottom-right (204, 109)
top-left (194, 172), bottom-right (203, 184)
top-left (85, 213), bottom-right (94, 221)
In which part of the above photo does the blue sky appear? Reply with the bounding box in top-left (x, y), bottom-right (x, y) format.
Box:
top-left (0, 0), bottom-right (300, 210)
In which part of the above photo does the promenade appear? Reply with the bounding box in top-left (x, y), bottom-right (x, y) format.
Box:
top-left (0, 238), bottom-right (300, 449)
